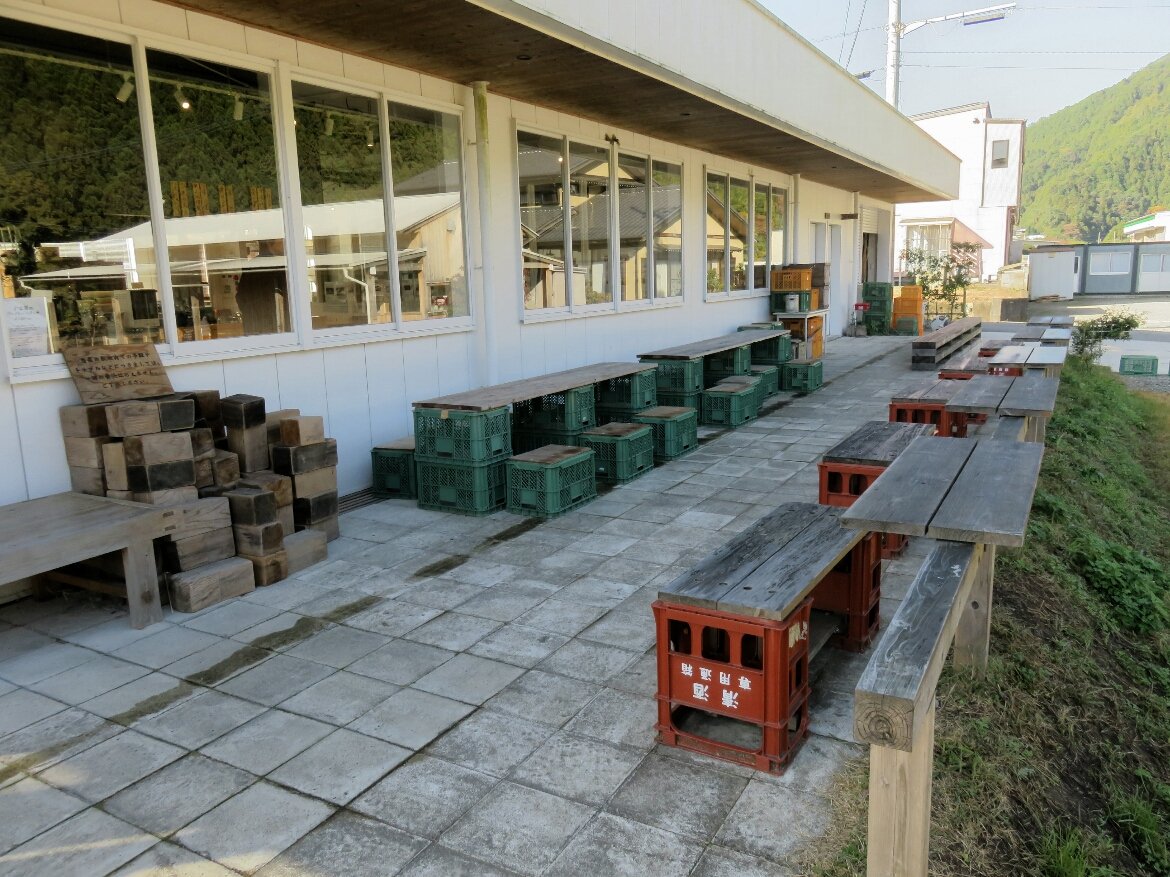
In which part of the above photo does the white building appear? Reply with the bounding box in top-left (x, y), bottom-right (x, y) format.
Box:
top-left (1123, 211), bottom-right (1170, 242)
top-left (0, 0), bottom-right (957, 503)
top-left (895, 102), bottom-right (1025, 281)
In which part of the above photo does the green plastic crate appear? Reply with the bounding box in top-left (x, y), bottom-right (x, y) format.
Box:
top-left (893, 316), bottom-right (920, 336)
top-left (704, 345), bottom-right (751, 376)
top-left (716, 376), bottom-right (762, 421)
top-left (639, 357), bottom-right (704, 393)
top-left (701, 384), bottom-right (755, 427)
top-left (862, 282), bottom-right (894, 305)
top-left (576, 424), bottom-right (655, 484)
top-left (595, 403), bottom-right (653, 426)
top-left (512, 385), bottom-right (596, 431)
top-left (749, 334), bottom-right (792, 366)
top-left (1119, 355), bottom-right (1159, 376)
top-left (595, 370), bottom-right (658, 408)
top-left (511, 426), bottom-right (584, 454)
top-left (770, 290), bottom-right (812, 314)
top-left (633, 406), bottom-right (699, 461)
top-left (864, 313), bottom-right (890, 334)
top-left (739, 322), bottom-right (790, 330)
top-left (750, 364), bottom-right (780, 397)
top-left (414, 406), bottom-right (511, 464)
top-left (781, 359), bottom-right (824, 394)
top-left (656, 390), bottom-right (701, 410)
top-left (506, 447), bottom-right (597, 517)
top-left (416, 459), bottom-right (506, 516)
top-left (371, 446), bottom-right (416, 498)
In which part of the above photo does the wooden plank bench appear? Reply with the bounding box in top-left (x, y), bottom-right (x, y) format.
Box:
top-left (413, 362), bottom-right (657, 411)
top-left (988, 344), bottom-right (1068, 379)
top-left (910, 316), bottom-right (982, 371)
top-left (937, 351), bottom-right (987, 380)
top-left (639, 328), bottom-right (788, 361)
top-left (889, 378), bottom-right (969, 437)
top-left (654, 502), bottom-right (867, 773)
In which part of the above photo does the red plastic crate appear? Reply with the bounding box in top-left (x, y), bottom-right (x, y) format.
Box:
top-left (810, 533), bottom-right (881, 618)
top-left (834, 601), bottom-right (881, 653)
top-left (888, 402), bottom-right (969, 438)
top-left (653, 599), bottom-right (811, 774)
top-left (817, 461), bottom-right (884, 507)
top-left (988, 365), bottom-right (1025, 377)
top-left (880, 532), bottom-right (909, 560)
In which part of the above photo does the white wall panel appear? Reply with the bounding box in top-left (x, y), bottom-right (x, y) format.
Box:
top-left (365, 341), bottom-right (410, 446)
top-left (13, 381), bottom-right (75, 499)
top-left (274, 350), bottom-right (328, 427)
top-left (323, 345), bottom-right (372, 494)
top-left (222, 355), bottom-right (281, 404)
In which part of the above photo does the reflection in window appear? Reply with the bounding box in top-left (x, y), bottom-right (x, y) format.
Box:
top-left (706, 173), bottom-right (729, 293)
top-left (147, 48), bottom-right (288, 342)
top-left (652, 160), bottom-right (683, 298)
top-left (770, 188), bottom-right (787, 276)
top-left (390, 103), bottom-right (468, 321)
top-left (569, 141), bottom-right (612, 306)
top-left (729, 177), bottom-right (749, 291)
top-left (294, 83), bottom-right (389, 330)
top-left (517, 131), bottom-right (567, 310)
top-left (1, 19), bottom-right (160, 357)
top-left (753, 185), bottom-right (769, 288)
top-left (617, 153), bottom-right (648, 302)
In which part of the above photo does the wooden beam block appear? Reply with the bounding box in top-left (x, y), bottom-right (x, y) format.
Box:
top-left (106, 489), bottom-right (135, 500)
top-left (189, 427), bottom-right (216, 459)
top-left (265, 408), bottom-right (301, 445)
top-left (191, 389), bottom-right (221, 424)
top-left (69, 466), bottom-right (106, 496)
top-left (168, 556), bottom-right (255, 612)
top-left (198, 485), bottom-right (228, 499)
top-left (106, 400), bottom-right (162, 436)
top-left (953, 545), bottom-right (996, 674)
top-left (157, 397), bottom-right (196, 431)
top-left (280, 416), bottom-right (325, 446)
top-left (134, 486), bottom-right (200, 507)
top-left (866, 700), bottom-right (936, 877)
top-left (158, 497), bottom-right (231, 542)
top-left (221, 393), bottom-right (266, 429)
top-left (227, 424), bottom-right (269, 473)
top-left (271, 439), bottom-right (338, 476)
top-left (194, 457), bottom-right (214, 488)
top-left (298, 515), bottom-right (339, 542)
top-left (284, 529), bottom-right (327, 575)
top-left (233, 521), bottom-right (284, 556)
top-left (239, 471), bottom-right (293, 507)
top-left (238, 549), bottom-right (289, 586)
top-left (59, 404), bottom-right (110, 437)
top-left (123, 432), bottom-right (193, 466)
top-left (277, 504), bottom-right (294, 539)
top-left (293, 489), bottom-right (338, 526)
top-left (212, 450), bottom-right (240, 486)
top-left (226, 488), bottom-right (279, 525)
top-left (64, 435), bottom-right (114, 469)
top-left (290, 467), bottom-right (337, 498)
top-left (103, 442), bottom-right (129, 491)
top-left (161, 525), bottom-right (236, 571)
top-left (127, 460), bottom-right (196, 493)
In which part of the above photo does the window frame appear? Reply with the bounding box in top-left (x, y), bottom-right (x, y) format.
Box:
top-left (1088, 250), bottom-right (1132, 276)
top-left (704, 167), bottom-right (787, 301)
top-left (990, 139), bottom-right (1010, 169)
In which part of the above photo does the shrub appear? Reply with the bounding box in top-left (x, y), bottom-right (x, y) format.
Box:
top-left (1071, 308), bottom-right (1143, 362)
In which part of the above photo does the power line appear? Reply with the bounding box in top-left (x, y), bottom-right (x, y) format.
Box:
top-left (902, 63), bottom-right (1145, 70)
top-left (844, 0), bottom-right (869, 69)
top-left (903, 49), bottom-right (1167, 54)
top-left (837, 0), bottom-right (853, 62)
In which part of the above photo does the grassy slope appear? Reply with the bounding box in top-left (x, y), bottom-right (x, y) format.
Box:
top-left (807, 360), bottom-right (1170, 877)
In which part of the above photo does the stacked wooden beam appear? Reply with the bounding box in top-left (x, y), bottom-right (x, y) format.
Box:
top-left (273, 415), bottom-right (340, 542)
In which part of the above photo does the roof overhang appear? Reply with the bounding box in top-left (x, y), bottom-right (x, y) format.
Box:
top-left (163, 0), bottom-right (956, 203)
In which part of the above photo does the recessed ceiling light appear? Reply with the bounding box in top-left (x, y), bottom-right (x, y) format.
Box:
top-left (516, 54), bottom-right (533, 61)
top-left (680, 111), bottom-right (692, 117)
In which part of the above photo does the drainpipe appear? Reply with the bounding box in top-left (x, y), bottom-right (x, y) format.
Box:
top-left (790, 174), bottom-right (801, 263)
top-left (471, 81), bottom-right (497, 384)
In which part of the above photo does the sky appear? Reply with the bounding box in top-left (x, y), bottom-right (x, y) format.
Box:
top-left (760, 0), bottom-right (1170, 122)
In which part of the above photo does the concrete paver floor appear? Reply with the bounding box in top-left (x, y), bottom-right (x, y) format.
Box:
top-left (0, 334), bottom-right (933, 877)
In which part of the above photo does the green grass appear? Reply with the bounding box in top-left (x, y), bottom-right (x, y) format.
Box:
top-left (805, 358), bottom-right (1170, 877)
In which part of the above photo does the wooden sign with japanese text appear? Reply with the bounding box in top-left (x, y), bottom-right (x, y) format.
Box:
top-left (62, 344), bottom-right (173, 405)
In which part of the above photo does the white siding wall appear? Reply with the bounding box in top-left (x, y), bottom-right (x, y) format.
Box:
top-left (0, 0), bottom-right (892, 501)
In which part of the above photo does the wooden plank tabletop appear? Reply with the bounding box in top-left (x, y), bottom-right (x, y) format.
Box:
top-left (511, 444), bottom-right (591, 465)
top-left (840, 437), bottom-right (1044, 546)
top-left (660, 503), bottom-right (864, 622)
top-left (1024, 346), bottom-right (1068, 368)
top-left (413, 362), bottom-right (656, 411)
top-left (999, 374), bottom-right (1059, 417)
top-left (1027, 316), bottom-right (1054, 326)
top-left (581, 422), bottom-right (651, 438)
top-left (945, 375), bottom-right (1014, 414)
top-left (890, 378), bottom-right (962, 405)
top-left (639, 329), bottom-right (785, 360)
top-left (987, 345), bottom-right (1032, 366)
top-left (822, 421), bottom-right (937, 467)
top-left (1012, 326), bottom-right (1046, 342)
top-left (1041, 328), bottom-right (1072, 343)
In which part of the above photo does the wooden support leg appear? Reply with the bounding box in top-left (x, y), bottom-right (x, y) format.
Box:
top-left (866, 699), bottom-right (937, 877)
top-left (121, 538), bottom-right (164, 629)
top-left (954, 543), bottom-right (995, 673)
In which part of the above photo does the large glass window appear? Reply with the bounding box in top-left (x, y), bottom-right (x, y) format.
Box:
top-left (769, 187), bottom-right (787, 275)
top-left (147, 48), bottom-right (288, 342)
top-left (652, 160), bottom-right (683, 298)
top-left (0, 19), bottom-right (159, 358)
top-left (617, 153), bottom-right (649, 302)
top-left (569, 141), bottom-right (612, 306)
top-left (390, 102), bottom-right (468, 321)
top-left (706, 173), bottom-right (729, 293)
top-left (293, 83), bottom-right (388, 330)
top-left (517, 131), bottom-right (567, 310)
top-left (728, 177), bottom-right (749, 291)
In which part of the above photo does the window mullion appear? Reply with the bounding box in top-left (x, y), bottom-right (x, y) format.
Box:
top-left (562, 136), bottom-right (574, 312)
top-left (379, 98), bottom-right (403, 329)
top-left (272, 60), bottom-right (311, 347)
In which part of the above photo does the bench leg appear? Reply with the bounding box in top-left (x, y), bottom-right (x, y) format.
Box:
top-left (866, 699), bottom-right (936, 877)
top-left (954, 543), bottom-right (994, 673)
top-left (121, 538), bottom-right (164, 629)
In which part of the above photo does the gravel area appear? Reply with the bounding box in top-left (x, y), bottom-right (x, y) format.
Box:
top-left (1121, 374), bottom-right (1170, 394)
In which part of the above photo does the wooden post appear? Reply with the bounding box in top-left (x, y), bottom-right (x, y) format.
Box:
top-left (121, 537), bottom-right (164, 628)
top-left (866, 698), bottom-right (936, 877)
top-left (954, 543), bottom-right (994, 673)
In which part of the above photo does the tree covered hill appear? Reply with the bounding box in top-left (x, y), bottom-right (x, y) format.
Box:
top-left (1019, 52), bottom-right (1170, 243)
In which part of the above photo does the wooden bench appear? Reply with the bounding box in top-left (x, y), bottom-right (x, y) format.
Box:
top-left (910, 316), bottom-right (982, 371)
top-left (413, 362), bottom-right (657, 412)
top-left (988, 344), bottom-right (1068, 379)
top-left (937, 352), bottom-right (987, 380)
top-left (946, 374), bottom-right (1059, 443)
top-left (639, 328), bottom-right (789, 362)
top-left (991, 415), bottom-right (1028, 441)
top-left (654, 502), bottom-right (866, 773)
top-left (889, 379), bottom-right (969, 437)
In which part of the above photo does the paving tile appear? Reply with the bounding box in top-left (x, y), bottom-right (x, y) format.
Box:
top-left (437, 559), bottom-right (523, 586)
top-left (512, 599), bottom-right (607, 636)
top-left (174, 781), bottom-right (333, 872)
top-left (344, 601), bottom-right (444, 638)
top-left (761, 733), bottom-right (864, 793)
top-left (230, 612), bottom-right (323, 648)
top-left (397, 579), bottom-right (483, 611)
top-left (569, 534), bottom-right (639, 556)
top-left (104, 753), bottom-right (255, 837)
top-left (511, 731), bottom-right (643, 806)
top-left (201, 709), bottom-right (333, 775)
top-left (0, 689), bottom-right (66, 736)
top-left (181, 602), bottom-right (282, 637)
top-left (691, 846), bottom-right (799, 876)
top-left (713, 780), bottom-right (831, 865)
top-left (455, 583), bottom-right (553, 622)
top-left (441, 782), bottom-right (594, 877)
top-left (351, 753), bottom-right (495, 838)
top-left (277, 670), bottom-right (397, 725)
top-left (39, 728), bottom-right (185, 802)
top-left (398, 845), bottom-right (519, 877)
top-left (111, 842), bottom-right (238, 876)
top-left (162, 640), bottom-right (269, 686)
top-left (23, 602), bottom-right (124, 638)
top-left (412, 653), bottom-right (525, 705)
top-left (349, 688), bottom-right (473, 749)
top-left (113, 627), bottom-right (222, 669)
top-left (80, 673), bottom-right (195, 721)
top-left (217, 654), bottom-right (336, 706)
top-left (269, 729), bottom-right (410, 804)
top-left (545, 811), bottom-right (704, 877)
top-left (484, 669), bottom-right (599, 728)
top-left (579, 609), bottom-right (656, 652)
top-left (0, 641), bottom-right (95, 686)
top-left (608, 752), bottom-right (748, 840)
top-left (255, 811), bottom-right (426, 877)
top-left (403, 611), bottom-right (501, 651)
top-left (606, 651), bottom-right (659, 697)
top-left (427, 710), bottom-right (554, 777)
top-left (0, 777), bottom-right (87, 855)
top-left (348, 639), bottom-right (455, 686)
top-left (538, 639), bottom-right (640, 683)
top-left (284, 625), bottom-right (389, 668)
top-left (133, 690), bottom-right (266, 749)
top-left (239, 579), bottom-right (333, 611)
top-left (590, 556), bottom-right (667, 586)
top-left (63, 618), bottom-right (172, 653)
top-left (564, 688), bottom-right (658, 749)
top-left (0, 708), bottom-right (119, 775)
top-left (0, 808), bottom-right (155, 877)
top-left (555, 577), bottom-right (638, 608)
top-left (467, 623), bottom-right (569, 668)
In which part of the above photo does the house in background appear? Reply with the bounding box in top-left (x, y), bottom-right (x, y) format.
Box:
top-left (895, 102), bottom-right (1025, 280)
top-left (1123, 210), bottom-right (1170, 242)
